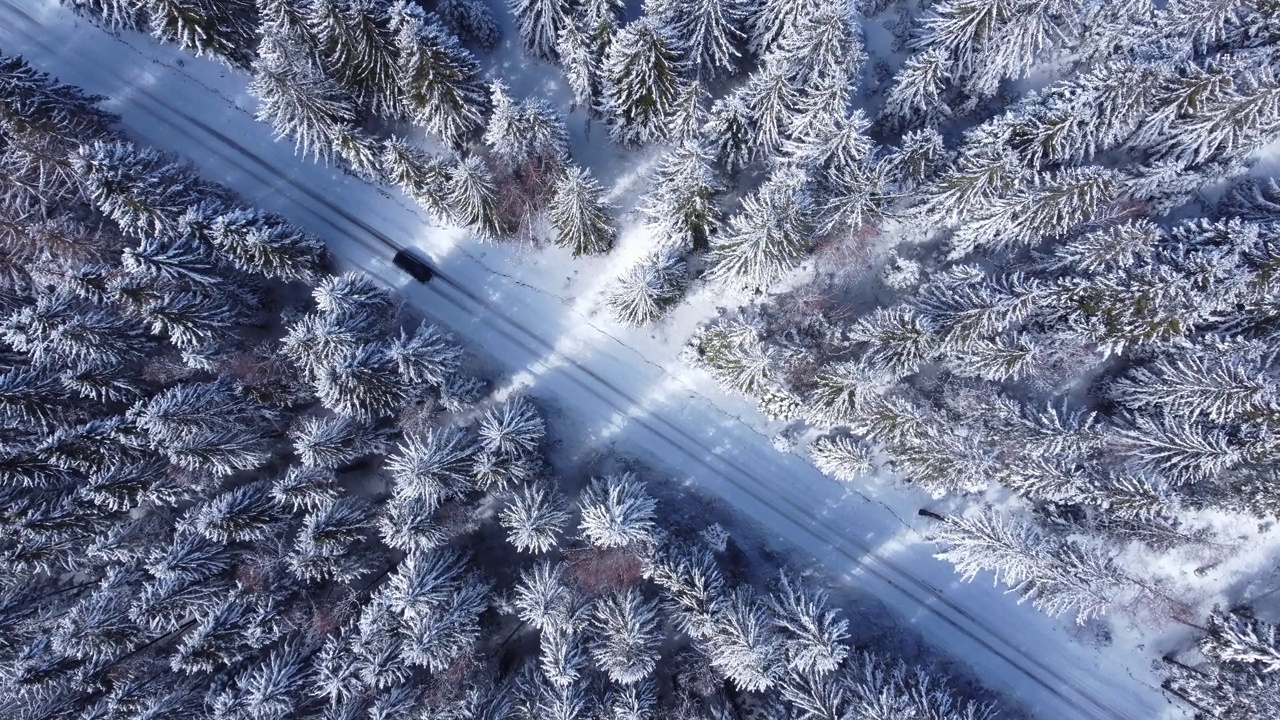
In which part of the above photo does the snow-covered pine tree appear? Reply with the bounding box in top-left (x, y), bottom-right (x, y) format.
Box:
top-left (4, 294), bottom-right (150, 368)
top-left (437, 0), bottom-right (502, 50)
top-left (271, 464), bottom-right (338, 512)
top-left (916, 144), bottom-right (1025, 229)
top-left (911, 270), bottom-right (1046, 351)
top-left (191, 480), bottom-right (281, 543)
top-left (50, 566), bottom-right (147, 665)
top-left (289, 495), bottom-right (374, 583)
top-left (332, 123), bottom-right (384, 181)
top-left (307, 0), bottom-right (400, 116)
top-left (513, 558), bottom-right (571, 630)
top-left (313, 271), bottom-right (393, 317)
top-left (808, 434), bottom-right (874, 482)
top-left (121, 235), bottom-right (222, 287)
top-left (145, 530), bottom-right (234, 585)
top-left (400, 572), bottom-right (490, 672)
top-left (478, 395), bottom-right (545, 458)
top-left (666, 80), bottom-right (711, 143)
top-left (878, 128), bottom-right (949, 194)
top-left (708, 586), bottom-right (783, 692)
top-left (471, 444), bottom-right (540, 492)
top-left (390, 3), bottom-right (488, 148)
top-left (70, 0), bottom-right (147, 31)
top-left (38, 414), bottom-right (143, 475)
top-left (130, 378), bottom-right (273, 448)
top-left (549, 166), bottom-right (616, 256)
top-left (207, 207), bottom-right (326, 282)
top-left (846, 306), bottom-right (938, 379)
top-left (774, 3), bottom-right (864, 93)
top-left (541, 620), bottom-right (590, 687)
top-left (0, 53), bottom-right (119, 206)
top-left (740, 63), bottom-right (795, 158)
top-left (510, 0), bottom-right (573, 61)
top-left (1125, 59), bottom-right (1232, 154)
top-left (690, 318), bottom-right (790, 398)
top-left (532, 675), bottom-right (596, 719)
top-left (646, 0), bottom-right (747, 78)
top-left (792, 74), bottom-right (868, 160)
top-left (384, 547), bottom-right (466, 615)
top-left (1008, 60), bottom-right (1165, 167)
top-left (378, 494), bottom-right (450, 552)
top-left (483, 82), bottom-right (570, 171)
top-left (291, 414), bottom-right (387, 469)
top-left (1221, 176), bottom-right (1280, 221)
top-left (879, 48), bottom-right (952, 130)
top-left (933, 509), bottom-right (1126, 623)
top-left (961, 0), bottom-right (1079, 99)
top-left (948, 332), bottom-right (1040, 382)
top-left (60, 360), bottom-right (146, 405)
top-left (501, 480), bottom-right (570, 554)
top-left (145, 0), bottom-right (259, 67)
top-left (73, 140), bottom-right (205, 238)
top-left (257, 0), bottom-right (313, 44)
top-left (1110, 351), bottom-right (1270, 424)
top-left (386, 425), bottom-right (478, 508)
top-left (556, 20), bottom-right (600, 111)
top-left (601, 19), bottom-right (683, 146)
top-left (578, 472), bottom-right (657, 549)
top-left (589, 589), bottom-right (662, 684)
top-left (251, 33), bottom-right (357, 164)
top-left (1163, 654), bottom-right (1280, 720)
top-left (786, 73), bottom-right (857, 162)
top-left (646, 539), bottom-right (725, 639)
top-left (888, 419), bottom-right (1000, 496)
top-left (0, 366), bottom-right (66, 431)
top-left (1110, 412), bottom-right (1241, 486)
top-left (279, 309), bottom-right (376, 381)
top-left (314, 343), bottom-right (412, 419)
top-left (141, 289), bottom-right (241, 350)
top-left (1155, 63), bottom-right (1280, 167)
top-left (581, 0), bottom-right (624, 59)
top-left (381, 136), bottom-right (453, 219)
top-left (606, 250), bottom-right (688, 326)
top-left (708, 166), bottom-right (814, 289)
top-left (911, 0), bottom-right (1015, 81)
top-left (704, 93), bottom-right (757, 174)
top-left (210, 637), bottom-right (311, 719)
top-left (641, 140), bottom-right (723, 251)
top-left (447, 154), bottom-right (515, 240)
top-left (1201, 607), bottom-right (1280, 674)
top-left (747, 0), bottom-right (821, 58)
top-left (768, 572), bottom-right (849, 675)
top-left (606, 679), bottom-right (656, 720)
top-left (948, 166), bottom-right (1120, 258)
top-left (386, 321), bottom-right (463, 388)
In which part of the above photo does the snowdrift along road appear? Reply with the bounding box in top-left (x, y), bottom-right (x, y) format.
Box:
top-left (0, 2), bottom-right (1178, 718)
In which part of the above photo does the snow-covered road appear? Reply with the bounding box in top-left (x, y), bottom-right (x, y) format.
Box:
top-left (0, 3), bottom-right (1180, 717)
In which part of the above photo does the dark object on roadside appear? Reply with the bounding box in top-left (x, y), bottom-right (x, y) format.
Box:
top-left (393, 249), bottom-right (434, 282)
top-left (918, 508), bottom-right (947, 521)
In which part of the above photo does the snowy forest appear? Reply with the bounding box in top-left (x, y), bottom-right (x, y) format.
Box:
top-left (3, 0), bottom-right (1279, 718)
top-left (0, 41), bottom-right (1013, 720)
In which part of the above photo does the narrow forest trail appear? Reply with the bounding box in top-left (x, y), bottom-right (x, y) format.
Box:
top-left (0, 3), bottom-right (1179, 718)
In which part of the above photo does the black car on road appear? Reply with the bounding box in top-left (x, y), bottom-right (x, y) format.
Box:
top-left (392, 249), bottom-right (434, 282)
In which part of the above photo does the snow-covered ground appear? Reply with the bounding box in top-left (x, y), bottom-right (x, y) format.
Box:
top-left (0, 2), bottom-right (1185, 717)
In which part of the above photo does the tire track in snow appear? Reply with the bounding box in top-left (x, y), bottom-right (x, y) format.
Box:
top-left (0, 6), bottom-right (1169, 719)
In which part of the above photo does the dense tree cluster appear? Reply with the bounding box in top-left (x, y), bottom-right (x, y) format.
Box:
top-left (672, 5), bottom-right (1280, 713)
top-left (44, 0), bottom-right (1280, 715)
top-left (1166, 607), bottom-right (1280, 719)
top-left (1, 44), bottom-right (1006, 720)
